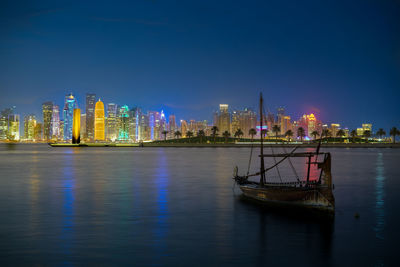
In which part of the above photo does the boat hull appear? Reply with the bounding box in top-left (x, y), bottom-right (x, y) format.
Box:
top-left (239, 184), bottom-right (335, 213)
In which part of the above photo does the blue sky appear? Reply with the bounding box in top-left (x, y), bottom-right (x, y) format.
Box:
top-left (0, 0), bottom-right (399, 130)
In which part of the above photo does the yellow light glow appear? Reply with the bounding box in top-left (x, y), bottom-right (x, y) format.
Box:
top-left (72, 108), bottom-right (81, 144)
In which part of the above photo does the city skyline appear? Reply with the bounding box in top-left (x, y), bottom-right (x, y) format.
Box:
top-left (1, 0), bottom-right (399, 131)
top-left (0, 91), bottom-right (393, 142)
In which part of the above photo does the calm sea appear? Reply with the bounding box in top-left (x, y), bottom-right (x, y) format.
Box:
top-left (0, 144), bottom-right (399, 266)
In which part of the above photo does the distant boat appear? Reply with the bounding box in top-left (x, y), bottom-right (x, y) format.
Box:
top-left (233, 93), bottom-right (335, 213)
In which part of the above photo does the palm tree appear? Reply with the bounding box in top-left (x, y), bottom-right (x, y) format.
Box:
top-left (363, 130), bottom-right (371, 143)
top-left (261, 129), bottom-right (268, 139)
top-left (297, 127), bottom-right (305, 142)
top-left (376, 128), bottom-right (386, 140)
top-left (174, 130), bottom-right (182, 139)
top-left (197, 130), bottom-right (205, 143)
top-left (222, 131), bottom-right (230, 143)
top-left (285, 130), bottom-right (293, 141)
top-left (249, 128), bottom-right (257, 141)
top-left (186, 131), bottom-right (193, 139)
top-left (234, 129), bottom-right (244, 140)
top-left (321, 129), bottom-right (331, 141)
top-left (211, 126), bottom-right (219, 143)
top-left (311, 130), bottom-right (319, 140)
top-left (390, 127), bottom-right (399, 144)
top-left (350, 130), bottom-right (357, 143)
top-left (336, 129), bottom-right (345, 138)
top-left (272, 125), bottom-right (280, 143)
top-left (162, 130), bottom-right (168, 141)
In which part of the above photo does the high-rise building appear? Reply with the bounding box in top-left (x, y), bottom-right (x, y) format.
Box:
top-left (0, 108), bottom-right (14, 140)
top-left (51, 105), bottom-right (60, 139)
top-left (180, 120), bottom-right (188, 137)
top-left (94, 99), bottom-right (105, 141)
top-left (118, 105), bottom-right (130, 141)
top-left (34, 123), bottom-right (42, 141)
top-left (63, 94), bottom-right (77, 140)
top-left (85, 93), bottom-right (96, 140)
top-left (168, 115), bottom-right (177, 139)
top-left (80, 114), bottom-right (86, 139)
top-left (24, 114), bottom-right (37, 141)
top-left (330, 123), bottom-right (340, 137)
top-left (42, 102), bottom-right (53, 140)
top-left (8, 114), bottom-right (20, 140)
top-left (106, 103), bottom-right (118, 142)
top-left (72, 109), bottom-right (81, 144)
top-left (216, 104), bottom-right (230, 133)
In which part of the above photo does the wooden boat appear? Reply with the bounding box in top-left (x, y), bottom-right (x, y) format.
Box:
top-left (233, 93), bottom-right (335, 213)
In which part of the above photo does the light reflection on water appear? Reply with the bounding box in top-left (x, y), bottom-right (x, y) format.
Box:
top-left (0, 144), bottom-right (399, 266)
top-left (374, 153), bottom-right (385, 240)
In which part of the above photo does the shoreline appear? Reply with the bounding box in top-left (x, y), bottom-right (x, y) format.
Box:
top-left (1, 142), bottom-right (398, 148)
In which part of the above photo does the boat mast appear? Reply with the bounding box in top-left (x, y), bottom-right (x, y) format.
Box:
top-left (259, 93), bottom-right (266, 186)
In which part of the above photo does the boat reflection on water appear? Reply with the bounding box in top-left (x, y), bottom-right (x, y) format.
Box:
top-left (234, 194), bottom-right (334, 265)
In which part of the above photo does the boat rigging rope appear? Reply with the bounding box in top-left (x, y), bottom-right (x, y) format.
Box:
top-left (282, 146), bottom-right (301, 182)
top-left (246, 146), bottom-right (299, 177)
top-left (246, 138), bottom-right (254, 176)
top-left (271, 146), bottom-right (283, 183)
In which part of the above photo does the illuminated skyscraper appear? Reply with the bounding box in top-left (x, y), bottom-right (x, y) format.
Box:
top-left (330, 123), bottom-right (340, 137)
top-left (94, 99), bottom-right (105, 141)
top-left (106, 103), bottom-right (118, 141)
top-left (42, 102), bottom-right (53, 140)
top-left (24, 114), bottom-right (37, 141)
top-left (180, 119), bottom-right (188, 137)
top-left (118, 105), bottom-right (130, 141)
top-left (216, 104), bottom-right (230, 133)
top-left (63, 94), bottom-right (77, 140)
top-left (51, 105), bottom-right (60, 139)
top-left (34, 123), bottom-right (42, 141)
top-left (0, 108), bottom-right (14, 140)
top-left (85, 93), bottom-right (96, 140)
top-left (8, 114), bottom-right (20, 140)
top-left (72, 109), bottom-right (81, 144)
top-left (168, 115), bottom-right (176, 139)
top-left (80, 113), bottom-right (86, 138)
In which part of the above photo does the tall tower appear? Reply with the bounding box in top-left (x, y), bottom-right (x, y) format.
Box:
top-left (51, 105), bottom-right (60, 139)
top-left (94, 99), bottom-right (105, 141)
top-left (72, 109), bottom-right (81, 144)
top-left (63, 93), bottom-right (77, 140)
top-left (42, 102), bottom-right (53, 140)
top-left (8, 114), bottom-right (20, 140)
top-left (118, 105), bottom-right (130, 141)
top-left (106, 103), bottom-right (118, 141)
top-left (85, 93), bottom-right (96, 140)
top-left (24, 114), bottom-right (37, 141)
top-left (217, 104), bottom-right (230, 133)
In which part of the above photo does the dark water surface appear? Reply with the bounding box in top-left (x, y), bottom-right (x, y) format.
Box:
top-left (0, 144), bottom-right (399, 266)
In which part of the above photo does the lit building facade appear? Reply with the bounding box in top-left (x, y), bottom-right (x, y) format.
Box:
top-left (42, 102), bottom-right (53, 140)
top-left (215, 104), bottom-right (230, 133)
top-left (80, 114), bottom-right (86, 139)
top-left (106, 103), bottom-right (118, 141)
top-left (94, 99), bottom-right (105, 141)
top-left (118, 105), bottom-right (130, 141)
top-left (51, 105), bottom-right (60, 139)
top-left (330, 123), bottom-right (340, 137)
top-left (180, 120), bottom-right (188, 137)
top-left (63, 94), bottom-right (77, 140)
top-left (0, 108), bottom-right (14, 140)
top-left (85, 93), bottom-right (96, 140)
top-left (8, 114), bottom-right (20, 140)
top-left (72, 108), bottom-right (81, 144)
top-left (24, 114), bottom-right (37, 141)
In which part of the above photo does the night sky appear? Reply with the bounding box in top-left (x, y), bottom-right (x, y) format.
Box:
top-left (0, 0), bottom-right (399, 130)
